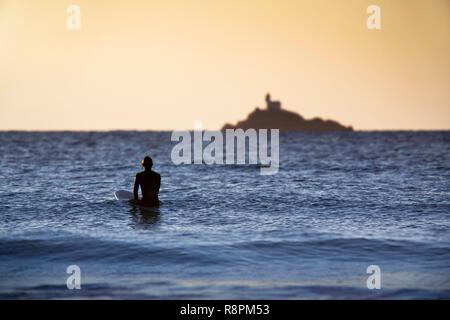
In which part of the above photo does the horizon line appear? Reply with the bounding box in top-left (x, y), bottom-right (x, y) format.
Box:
top-left (0, 129), bottom-right (449, 133)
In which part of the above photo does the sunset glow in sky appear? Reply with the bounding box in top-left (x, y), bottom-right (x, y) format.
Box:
top-left (1, 0), bottom-right (449, 130)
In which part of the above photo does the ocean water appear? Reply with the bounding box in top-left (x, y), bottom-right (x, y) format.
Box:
top-left (0, 131), bottom-right (449, 299)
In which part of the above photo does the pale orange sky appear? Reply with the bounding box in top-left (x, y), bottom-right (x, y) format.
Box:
top-left (0, 0), bottom-right (449, 130)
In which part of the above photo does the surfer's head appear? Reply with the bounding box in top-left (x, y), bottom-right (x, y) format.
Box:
top-left (141, 156), bottom-right (153, 169)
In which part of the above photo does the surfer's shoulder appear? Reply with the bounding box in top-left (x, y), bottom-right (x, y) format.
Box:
top-left (136, 171), bottom-right (146, 178)
top-left (152, 171), bottom-right (160, 177)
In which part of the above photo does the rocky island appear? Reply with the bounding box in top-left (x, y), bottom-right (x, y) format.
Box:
top-left (222, 94), bottom-right (353, 132)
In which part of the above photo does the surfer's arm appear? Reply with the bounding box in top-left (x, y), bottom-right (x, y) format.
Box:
top-left (133, 175), bottom-right (139, 200)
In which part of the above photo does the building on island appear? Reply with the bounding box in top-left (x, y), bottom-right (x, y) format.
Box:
top-left (265, 93), bottom-right (281, 111)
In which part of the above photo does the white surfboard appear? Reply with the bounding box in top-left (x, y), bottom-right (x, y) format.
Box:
top-left (114, 190), bottom-right (160, 212)
top-left (114, 190), bottom-right (134, 201)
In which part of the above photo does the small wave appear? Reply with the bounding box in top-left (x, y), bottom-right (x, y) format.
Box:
top-left (230, 238), bottom-right (450, 262)
top-left (0, 237), bottom-right (228, 266)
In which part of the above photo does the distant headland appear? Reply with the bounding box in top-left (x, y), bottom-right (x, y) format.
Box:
top-left (222, 94), bottom-right (353, 132)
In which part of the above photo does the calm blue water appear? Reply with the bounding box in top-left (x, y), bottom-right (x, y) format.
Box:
top-left (0, 131), bottom-right (449, 299)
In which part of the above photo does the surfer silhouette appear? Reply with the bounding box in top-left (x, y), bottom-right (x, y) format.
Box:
top-left (131, 156), bottom-right (161, 207)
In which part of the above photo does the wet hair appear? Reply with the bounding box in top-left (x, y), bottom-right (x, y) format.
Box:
top-left (141, 156), bottom-right (153, 169)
